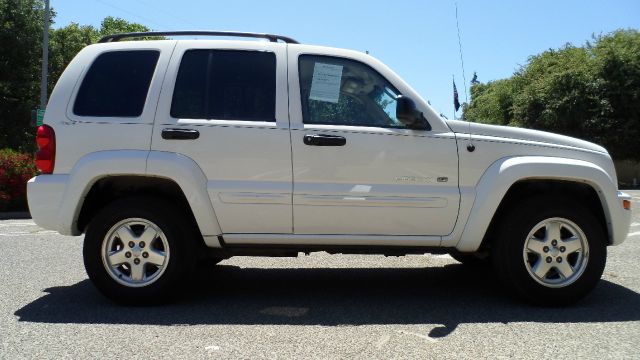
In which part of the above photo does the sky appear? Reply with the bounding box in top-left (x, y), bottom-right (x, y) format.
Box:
top-left (51, 0), bottom-right (639, 119)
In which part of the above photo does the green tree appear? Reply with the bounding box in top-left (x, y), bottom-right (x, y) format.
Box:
top-left (465, 78), bottom-right (520, 126)
top-left (98, 16), bottom-right (150, 37)
top-left (48, 23), bottom-right (98, 95)
top-left (513, 45), bottom-right (600, 140)
top-left (464, 29), bottom-right (640, 161)
top-left (590, 30), bottom-right (640, 160)
top-left (0, 0), bottom-right (45, 151)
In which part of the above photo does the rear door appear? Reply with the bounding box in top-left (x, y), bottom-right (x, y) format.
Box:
top-left (152, 41), bottom-right (292, 234)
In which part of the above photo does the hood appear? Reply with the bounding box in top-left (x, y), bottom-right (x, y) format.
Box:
top-left (445, 120), bottom-right (608, 154)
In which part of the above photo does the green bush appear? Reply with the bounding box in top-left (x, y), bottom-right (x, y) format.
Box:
top-left (0, 149), bottom-right (37, 211)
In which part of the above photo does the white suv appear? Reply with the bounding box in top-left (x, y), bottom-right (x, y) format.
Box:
top-left (27, 31), bottom-right (632, 305)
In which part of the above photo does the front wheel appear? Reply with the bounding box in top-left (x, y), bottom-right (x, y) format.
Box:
top-left (492, 196), bottom-right (607, 306)
top-left (83, 197), bottom-right (195, 305)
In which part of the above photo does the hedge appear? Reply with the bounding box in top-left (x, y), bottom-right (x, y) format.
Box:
top-left (0, 149), bottom-right (37, 212)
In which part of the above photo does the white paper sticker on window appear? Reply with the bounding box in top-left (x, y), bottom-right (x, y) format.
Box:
top-left (309, 63), bottom-right (343, 103)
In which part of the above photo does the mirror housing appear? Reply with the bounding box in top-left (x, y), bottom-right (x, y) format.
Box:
top-left (396, 95), bottom-right (430, 130)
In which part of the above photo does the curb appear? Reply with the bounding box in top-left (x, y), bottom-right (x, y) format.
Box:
top-left (0, 212), bottom-right (32, 220)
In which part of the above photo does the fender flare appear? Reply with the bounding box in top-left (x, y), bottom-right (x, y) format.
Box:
top-left (58, 150), bottom-right (222, 243)
top-left (146, 151), bottom-right (223, 240)
top-left (455, 156), bottom-right (621, 252)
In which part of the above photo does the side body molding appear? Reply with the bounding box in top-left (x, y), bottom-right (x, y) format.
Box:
top-left (454, 156), bottom-right (623, 252)
top-left (58, 150), bottom-right (222, 247)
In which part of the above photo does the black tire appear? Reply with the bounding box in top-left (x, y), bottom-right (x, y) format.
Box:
top-left (492, 196), bottom-right (607, 306)
top-left (83, 197), bottom-right (196, 305)
top-left (449, 251), bottom-right (491, 267)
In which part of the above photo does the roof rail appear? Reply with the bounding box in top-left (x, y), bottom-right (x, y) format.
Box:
top-left (98, 31), bottom-right (300, 44)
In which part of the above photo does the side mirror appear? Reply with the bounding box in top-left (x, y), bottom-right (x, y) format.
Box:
top-left (396, 95), bottom-right (430, 130)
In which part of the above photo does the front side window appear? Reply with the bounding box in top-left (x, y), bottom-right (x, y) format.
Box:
top-left (74, 50), bottom-right (159, 117)
top-left (299, 55), bottom-right (404, 128)
top-left (171, 50), bottom-right (276, 121)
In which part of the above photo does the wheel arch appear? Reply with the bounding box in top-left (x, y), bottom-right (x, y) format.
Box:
top-left (77, 176), bottom-right (201, 238)
top-left (478, 179), bottom-right (606, 253)
top-left (455, 156), bottom-right (621, 252)
top-left (57, 150), bottom-right (222, 247)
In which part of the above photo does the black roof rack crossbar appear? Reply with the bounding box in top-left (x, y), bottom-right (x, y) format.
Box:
top-left (98, 31), bottom-right (299, 44)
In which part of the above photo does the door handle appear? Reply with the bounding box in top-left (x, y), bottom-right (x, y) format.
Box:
top-left (303, 134), bottom-right (346, 146)
top-left (161, 128), bottom-right (200, 140)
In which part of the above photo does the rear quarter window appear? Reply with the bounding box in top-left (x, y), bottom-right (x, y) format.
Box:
top-left (73, 50), bottom-right (160, 117)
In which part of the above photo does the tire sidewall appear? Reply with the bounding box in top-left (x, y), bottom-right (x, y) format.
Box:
top-left (495, 197), bottom-right (607, 305)
top-left (83, 197), bottom-right (192, 305)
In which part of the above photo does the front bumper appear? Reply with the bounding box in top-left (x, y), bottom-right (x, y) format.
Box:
top-left (611, 191), bottom-right (632, 246)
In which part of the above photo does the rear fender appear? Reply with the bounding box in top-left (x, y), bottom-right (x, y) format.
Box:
top-left (58, 150), bottom-right (222, 247)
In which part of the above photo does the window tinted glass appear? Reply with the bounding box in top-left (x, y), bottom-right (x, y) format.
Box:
top-left (171, 50), bottom-right (276, 121)
top-left (299, 55), bottom-right (405, 128)
top-left (73, 50), bottom-right (159, 117)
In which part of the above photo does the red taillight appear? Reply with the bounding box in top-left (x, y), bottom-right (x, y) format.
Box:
top-left (36, 125), bottom-right (55, 174)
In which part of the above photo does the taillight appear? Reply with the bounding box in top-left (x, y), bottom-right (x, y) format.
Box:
top-left (36, 125), bottom-right (56, 174)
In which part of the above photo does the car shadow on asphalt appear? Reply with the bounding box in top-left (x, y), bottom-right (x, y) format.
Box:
top-left (14, 263), bottom-right (640, 338)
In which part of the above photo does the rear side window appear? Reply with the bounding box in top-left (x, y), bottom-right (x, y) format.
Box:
top-left (171, 50), bottom-right (276, 121)
top-left (73, 50), bottom-right (160, 117)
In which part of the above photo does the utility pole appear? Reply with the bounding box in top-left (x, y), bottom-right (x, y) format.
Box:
top-left (39, 0), bottom-right (50, 110)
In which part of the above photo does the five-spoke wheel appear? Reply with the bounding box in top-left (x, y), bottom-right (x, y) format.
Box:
top-left (102, 218), bottom-right (170, 287)
top-left (523, 218), bottom-right (589, 288)
top-left (83, 197), bottom-right (194, 305)
top-left (493, 196), bottom-right (606, 306)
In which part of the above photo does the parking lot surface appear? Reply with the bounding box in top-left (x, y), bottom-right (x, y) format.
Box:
top-left (1, 191), bottom-right (639, 359)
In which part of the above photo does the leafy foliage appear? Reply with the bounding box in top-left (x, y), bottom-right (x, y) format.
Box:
top-left (48, 22), bottom-right (97, 96)
top-left (0, 0), bottom-right (45, 152)
top-left (464, 29), bottom-right (640, 160)
top-left (0, 149), bottom-right (37, 211)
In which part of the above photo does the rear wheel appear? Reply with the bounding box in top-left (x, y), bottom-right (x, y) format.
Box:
top-left (492, 196), bottom-right (606, 306)
top-left (83, 197), bottom-right (195, 305)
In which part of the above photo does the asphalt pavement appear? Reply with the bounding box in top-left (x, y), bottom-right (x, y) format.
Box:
top-left (1, 191), bottom-right (639, 359)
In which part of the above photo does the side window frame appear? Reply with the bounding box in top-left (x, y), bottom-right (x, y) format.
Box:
top-left (297, 54), bottom-right (405, 129)
top-left (155, 42), bottom-right (288, 131)
top-left (65, 43), bottom-right (174, 125)
top-left (169, 49), bottom-right (277, 122)
top-left (71, 49), bottom-right (160, 118)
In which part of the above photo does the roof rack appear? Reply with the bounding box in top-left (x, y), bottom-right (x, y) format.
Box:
top-left (98, 31), bottom-right (300, 44)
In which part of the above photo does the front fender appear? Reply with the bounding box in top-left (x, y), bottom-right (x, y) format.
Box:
top-left (455, 156), bottom-right (625, 252)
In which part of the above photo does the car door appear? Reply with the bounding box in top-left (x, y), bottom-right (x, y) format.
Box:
top-left (152, 41), bottom-right (292, 234)
top-left (288, 50), bottom-right (460, 236)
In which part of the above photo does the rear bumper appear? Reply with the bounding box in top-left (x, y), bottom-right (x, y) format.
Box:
top-left (27, 175), bottom-right (71, 234)
top-left (611, 191), bottom-right (632, 246)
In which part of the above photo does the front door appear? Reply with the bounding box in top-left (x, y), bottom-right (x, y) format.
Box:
top-left (289, 52), bottom-right (460, 236)
top-left (152, 41), bottom-right (292, 234)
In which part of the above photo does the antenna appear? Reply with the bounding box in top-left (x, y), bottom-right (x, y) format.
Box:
top-left (455, 2), bottom-right (475, 152)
